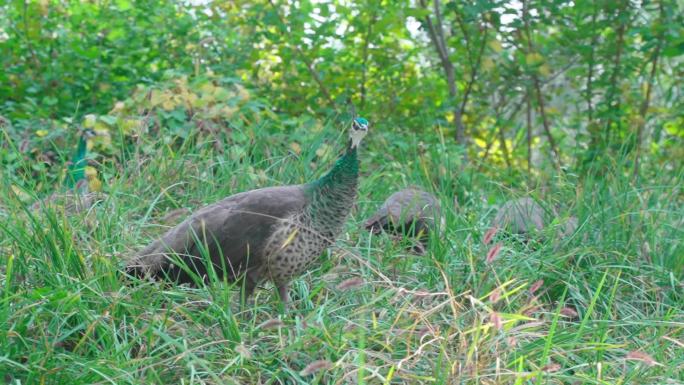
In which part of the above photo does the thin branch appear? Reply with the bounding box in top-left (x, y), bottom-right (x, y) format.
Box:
top-left (419, 0), bottom-right (448, 64)
top-left (267, 0), bottom-right (336, 110)
top-left (522, 0), bottom-right (561, 169)
top-left (585, 5), bottom-right (599, 122)
top-left (477, 93), bottom-right (525, 171)
top-left (432, 0), bottom-right (450, 62)
top-left (526, 89), bottom-right (532, 174)
top-left (498, 125), bottom-right (512, 169)
top-left (604, 0), bottom-right (628, 142)
top-left (420, 0), bottom-right (467, 147)
top-left (460, 24), bottom-right (489, 112)
top-left (633, 0), bottom-right (664, 180)
top-left (360, 9), bottom-right (377, 109)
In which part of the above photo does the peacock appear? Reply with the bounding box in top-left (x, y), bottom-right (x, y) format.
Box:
top-left (32, 129), bottom-right (103, 214)
top-left (364, 187), bottom-right (442, 253)
top-left (126, 117), bottom-right (370, 305)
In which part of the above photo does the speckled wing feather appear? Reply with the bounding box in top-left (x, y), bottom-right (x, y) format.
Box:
top-left (492, 197), bottom-right (545, 235)
top-left (127, 185), bottom-right (308, 285)
top-left (364, 188), bottom-right (440, 236)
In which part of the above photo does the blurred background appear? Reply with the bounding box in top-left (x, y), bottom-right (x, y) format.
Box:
top-left (1, 0), bottom-right (682, 176)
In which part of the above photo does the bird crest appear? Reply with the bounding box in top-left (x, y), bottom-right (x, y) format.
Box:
top-left (350, 117), bottom-right (369, 148)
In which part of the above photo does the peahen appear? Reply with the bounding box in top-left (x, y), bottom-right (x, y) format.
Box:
top-left (32, 129), bottom-right (103, 213)
top-left (126, 117), bottom-right (370, 305)
top-left (364, 187), bottom-right (441, 253)
top-left (492, 197), bottom-right (545, 237)
top-left (492, 197), bottom-right (577, 241)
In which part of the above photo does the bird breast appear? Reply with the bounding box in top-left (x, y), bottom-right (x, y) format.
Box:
top-left (263, 214), bottom-right (331, 284)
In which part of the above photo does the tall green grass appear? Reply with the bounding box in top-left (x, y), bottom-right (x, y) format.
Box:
top-left (1, 121), bottom-right (682, 384)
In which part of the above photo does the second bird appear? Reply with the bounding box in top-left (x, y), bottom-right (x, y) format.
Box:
top-left (364, 187), bottom-right (441, 252)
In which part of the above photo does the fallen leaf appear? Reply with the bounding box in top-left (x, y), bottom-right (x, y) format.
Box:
top-left (529, 279), bottom-right (544, 295)
top-left (300, 360), bottom-right (332, 376)
top-left (559, 307), bottom-right (578, 318)
top-left (486, 243), bottom-right (503, 264)
top-left (483, 227), bottom-right (498, 245)
top-left (490, 312), bottom-right (503, 330)
top-left (336, 277), bottom-right (364, 292)
top-left (257, 318), bottom-right (285, 330)
top-left (626, 351), bottom-right (660, 366)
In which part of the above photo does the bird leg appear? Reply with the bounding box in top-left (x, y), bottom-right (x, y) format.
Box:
top-left (277, 283), bottom-right (290, 308)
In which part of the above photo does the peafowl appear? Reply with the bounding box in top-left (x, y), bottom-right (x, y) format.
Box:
top-left (364, 187), bottom-right (441, 253)
top-left (32, 129), bottom-right (103, 213)
top-left (492, 197), bottom-right (577, 241)
top-left (492, 197), bottom-right (545, 237)
top-left (126, 117), bottom-right (370, 305)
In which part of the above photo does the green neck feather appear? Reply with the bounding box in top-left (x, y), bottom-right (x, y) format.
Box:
top-left (305, 141), bottom-right (359, 227)
top-left (65, 135), bottom-right (88, 190)
top-left (309, 141), bottom-right (358, 190)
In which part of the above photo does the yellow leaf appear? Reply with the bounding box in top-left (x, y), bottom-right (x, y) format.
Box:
top-left (488, 39), bottom-right (503, 53)
top-left (199, 82), bottom-right (217, 95)
top-left (482, 57), bottom-right (495, 71)
top-left (290, 142), bottom-right (302, 155)
top-left (149, 90), bottom-right (165, 107)
top-left (36, 129), bottom-right (48, 137)
top-left (111, 101), bottom-right (125, 113)
top-left (183, 92), bottom-right (198, 107)
top-left (121, 119), bottom-right (141, 134)
top-left (525, 53), bottom-right (543, 66)
top-left (83, 114), bottom-right (97, 128)
top-left (11, 185), bottom-right (31, 202)
top-left (85, 166), bottom-right (97, 179)
top-left (539, 64), bottom-right (551, 77)
top-left (220, 105), bottom-right (238, 118)
top-left (235, 84), bottom-right (250, 101)
top-left (315, 143), bottom-right (331, 158)
top-left (161, 100), bottom-right (175, 111)
top-left (88, 178), bottom-right (102, 192)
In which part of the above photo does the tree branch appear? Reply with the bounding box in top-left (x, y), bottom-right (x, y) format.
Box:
top-left (460, 24), bottom-right (489, 112)
top-left (360, 9), bottom-right (377, 109)
top-left (267, 0), bottom-right (336, 110)
top-left (604, 0), bottom-right (628, 142)
top-left (585, 6), bottom-right (599, 123)
top-left (633, 0), bottom-right (664, 180)
top-left (522, 0), bottom-right (561, 170)
top-left (419, 0), bottom-right (467, 148)
top-left (526, 89), bottom-right (532, 174)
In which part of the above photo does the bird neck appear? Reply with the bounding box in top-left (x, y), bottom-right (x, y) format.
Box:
top-left (306, 140), bottom-right (359, 230)
top-left (65, 135), bottom-right (88, 191)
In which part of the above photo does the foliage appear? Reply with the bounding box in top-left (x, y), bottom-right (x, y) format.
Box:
top-left (0, 0), bottom-right (683, 383)
top-left (1, 114), bottom-right (682, 383)
top-left (2, 0), bottom-right (683, 172)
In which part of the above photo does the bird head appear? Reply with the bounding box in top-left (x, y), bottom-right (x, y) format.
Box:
top-left (350, 117), bottom-right (369, 148)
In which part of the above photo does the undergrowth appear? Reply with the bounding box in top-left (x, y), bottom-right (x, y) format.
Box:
top-left (1, 117), bottom-right (682, 384)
